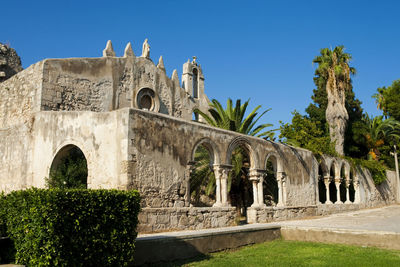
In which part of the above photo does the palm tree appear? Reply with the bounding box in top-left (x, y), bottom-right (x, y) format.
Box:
top-left (362, 115), bottom-right (386, 161)
top-left (313, 46), bottom-right (356, 155)
top-left (190, 99), bottom-right (275, 208)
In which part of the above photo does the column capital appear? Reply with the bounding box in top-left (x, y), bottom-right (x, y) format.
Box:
top-left (213, 164), bottom-right (232, 177)
top-left (276, 171), bottom-right (287, 182)
top-left (249, 168), bottom-right (266, 181)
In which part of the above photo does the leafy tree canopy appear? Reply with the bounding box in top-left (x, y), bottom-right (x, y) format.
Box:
top-left (373, 79), bottom-right (400, 121)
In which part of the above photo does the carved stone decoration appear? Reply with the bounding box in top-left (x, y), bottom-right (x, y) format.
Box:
top-left (102, 40), bottom-right (116, 57)
top-left (124, 42), bottom-right (135, 58)
top-left (171, 69), bottom-right (179, 85)
top-left (157, 56), bottom-right (165, 72)
top-left (141, 39), bottom-right (150, 58)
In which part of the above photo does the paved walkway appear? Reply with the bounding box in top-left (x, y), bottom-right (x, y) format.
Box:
top-left (278, 204), bottom-right (400, 233)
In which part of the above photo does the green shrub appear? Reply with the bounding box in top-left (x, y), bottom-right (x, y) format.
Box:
top-left (346, 157), bottom-right (387, 185)
top-left (0, 188), bottom-right (140, 266)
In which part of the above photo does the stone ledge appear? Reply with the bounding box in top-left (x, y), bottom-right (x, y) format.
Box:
top-left (134, 224), bottom-right (281, 265)
top-left (281, 226), bottom-right (400, 250)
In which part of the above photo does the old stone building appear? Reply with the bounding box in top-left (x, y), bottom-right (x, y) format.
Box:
top-left (0, 40), bottom-right (399, 233)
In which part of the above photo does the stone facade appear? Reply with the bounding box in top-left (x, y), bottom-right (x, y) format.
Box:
top-left (0, 40), bottom-right (399, 233)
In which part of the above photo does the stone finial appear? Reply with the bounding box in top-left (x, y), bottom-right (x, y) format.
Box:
top-left (192, 56), bottom-right (197, 65)
top-left (124, 42), bottom-right (135, 58)
top-left (171, 69), bottom-right (179, 84)
top-left (103, 40), bottom-right (116, 57)
top-left (142, 38), bottom-right (150, 58)
top-left (157, 56), bottom-right (165, 72)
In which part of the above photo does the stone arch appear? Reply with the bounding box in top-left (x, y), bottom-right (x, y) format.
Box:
top-left (190, 138), bottom-right (220, 166)
top-left (263, 152), bottom-right (282, 206)
top-left (49, 143), bottom-right (89, 188)
top-left (226, 136), bottom-right (258, 168)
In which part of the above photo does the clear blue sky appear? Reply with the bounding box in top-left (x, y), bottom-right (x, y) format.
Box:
top-left (2, 0), bottom-right (399, 135)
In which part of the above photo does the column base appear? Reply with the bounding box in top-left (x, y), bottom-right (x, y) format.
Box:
top-left (325, 200), bottom-right (333, 204)
top-left (213, 202), bottom-right (231, 208)
top-left (345, 200), bottom-right (352, 204)
top-left (213, 202), bottom-right (222, 207)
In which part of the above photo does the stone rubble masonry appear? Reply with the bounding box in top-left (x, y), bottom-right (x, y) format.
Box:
top-left (0, 43), bottom-right (23, 82)
top-left (138, 207), bottom-right (237, 233)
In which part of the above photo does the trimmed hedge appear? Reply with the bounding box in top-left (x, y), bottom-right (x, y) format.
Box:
top-left (0, 188), bottom-right (140, 266)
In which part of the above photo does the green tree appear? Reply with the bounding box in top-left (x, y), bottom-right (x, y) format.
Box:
top-left (192, 99), bottom-right (275, 209)
top-left (47, 148), bottom-right (88, 189)
top-left (373, 79), bottom-right (400, 121)
top-left (282, 46), bottom-right (365, 157)
top-left (361, 115), bottom-right (386, 161)
top-left (311, 46), bottom-right (356, 155)
top-left (279, 111), bottom-right (336, 156)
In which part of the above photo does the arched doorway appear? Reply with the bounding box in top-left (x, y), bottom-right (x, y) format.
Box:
top-left (48, 145), bottom-right (87, 189)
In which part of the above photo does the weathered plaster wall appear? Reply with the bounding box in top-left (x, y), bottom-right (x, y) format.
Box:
top-left (29, 109), bottom-right (130, 190)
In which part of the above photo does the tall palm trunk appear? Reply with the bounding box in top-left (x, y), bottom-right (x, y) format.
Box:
top-left (325, 67), bottom-right (349, 156)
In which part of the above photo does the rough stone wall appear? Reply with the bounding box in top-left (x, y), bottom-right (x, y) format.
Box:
top-left (138, 207), bottom-right (237, 233)
top-left (0, 61), bottom-right (43, 128)
top-left (0, 43), bottom-right (23, 82)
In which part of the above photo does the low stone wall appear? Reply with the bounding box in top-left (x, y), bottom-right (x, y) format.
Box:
top-left (138, 207), bottom-right (237, 233)
top-left (247, 203), bottom-right (363, 223)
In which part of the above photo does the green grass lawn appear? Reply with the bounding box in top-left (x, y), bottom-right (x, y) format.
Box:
top-left (161, 240), bottom-right (400, 267)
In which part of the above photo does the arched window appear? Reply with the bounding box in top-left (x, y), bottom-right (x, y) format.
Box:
top-left (48, 145), bottom-right (88, 189)
top-left (192, 68), bottom-right (198, 98)
top-left (136, 88), bottom-right (156, 111)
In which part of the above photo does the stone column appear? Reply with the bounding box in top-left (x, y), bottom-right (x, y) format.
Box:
top-left (345, 177), bottom-right (351, 204)
top-left (213, 164), bottom-right (232, 207)
top-left (354, 178), bottom-right (361, 204)
top-left (276, 171), bottom-right (285, 207)
top-left (213, 165), bottom-right (222, 207)
top-left (335, 178), bottom-right (342, 204)
top-left (249, 169), bottom-right (263, 208)
top-left (185, 162), bottom-right (196, 207)
top-left (282, 173), bottom-right (287, 206)
top-left (220, 166), bottom-right (231, 206)
top-left (324, 175), bottom-right (333, 204)
top-left (254, 169), bottom-right (267, 208)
